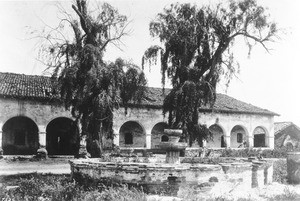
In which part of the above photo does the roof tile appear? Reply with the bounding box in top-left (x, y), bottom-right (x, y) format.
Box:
top-left (0, 72), bottom-right (278, 116)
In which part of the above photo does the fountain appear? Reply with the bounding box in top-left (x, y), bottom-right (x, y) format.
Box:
top-left (69, 129), bottom-right (274, 196)
top-left (158, 129), bottom-right (187, 164)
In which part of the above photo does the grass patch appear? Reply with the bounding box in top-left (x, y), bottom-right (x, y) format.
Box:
top-left (267, 187), bottom-right (300, 201)
top-left (0, 173), bottom-right (146, 201)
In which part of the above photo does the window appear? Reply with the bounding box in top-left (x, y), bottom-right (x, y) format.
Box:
top-left (124, 132), bottom-right (133, 144)
top-left (254, 134), bottom-right (265, 147)
top-left (286, 142), bottom-right (294, 151)
top-left (237, 133), bottom-right (243, 143)
top-left (161, 135), bottom-right (169, 142)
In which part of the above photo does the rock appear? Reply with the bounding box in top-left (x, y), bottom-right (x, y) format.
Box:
top-left (36, 148), bottom-right (48, 159)
top-left (6, 186), bottom-right (19, 190)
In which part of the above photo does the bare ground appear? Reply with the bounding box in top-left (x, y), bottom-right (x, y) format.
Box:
top-left (0, 157), bottom-right (71, 175)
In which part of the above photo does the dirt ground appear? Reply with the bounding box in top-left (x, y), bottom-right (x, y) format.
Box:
top-left (0, 157), bottom-right (71, 175)
top-left (1, 156), bottom-right (300, 201)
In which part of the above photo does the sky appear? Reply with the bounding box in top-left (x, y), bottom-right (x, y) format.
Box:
top-left (0, 0), bottom-right (300, 126)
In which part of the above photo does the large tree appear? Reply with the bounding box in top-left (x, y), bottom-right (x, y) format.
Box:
top-left (142, 0), bottom-right (278, 146)
top-left (41, 1), bottom-right (147, 157)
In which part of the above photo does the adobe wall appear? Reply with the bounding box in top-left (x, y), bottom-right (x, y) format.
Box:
top-left (112, 109), bottom-right (275, 149)
top-left (0, 98), bottom-right (73, 152)
top-left (113, 107), bottom-right (167, 149)
top-left (198, 112), bottom-right (275, 148)
top-left (0, 97), bottom-right (275, 154)
top-left (0, 98), bottom-right (73, 126)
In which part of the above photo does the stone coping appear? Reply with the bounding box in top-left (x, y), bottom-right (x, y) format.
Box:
top-left (70, 159), bottom-right (222, 171)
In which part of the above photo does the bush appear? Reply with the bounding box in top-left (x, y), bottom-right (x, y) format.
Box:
top-left (220, 147), bottom-right (293, 158)
top-left (268, 187), bottom-right (300, 201)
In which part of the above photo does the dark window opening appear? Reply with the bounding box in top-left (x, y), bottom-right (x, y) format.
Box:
top-left (286, 142), bottom-right (294, 151)
top-left (161, 135), bottom-right (169, 142)
top-left (221, 135), bottom-right (226, 147)
top-left (125, 132), bottom-right (133, 144)
top-left (254, 134), bottom-right (265, 147)
top-left (15, 130), bottom-right (25, 145)
top-left (237, 133), bottom-right (243, 143)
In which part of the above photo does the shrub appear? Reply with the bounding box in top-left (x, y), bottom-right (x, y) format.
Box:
top-left (220, 148), bottom-right (259, 158)
top-left (268, 187), bottom-right (300, 201)
top-left (220, 147), bottom-right (293, 159)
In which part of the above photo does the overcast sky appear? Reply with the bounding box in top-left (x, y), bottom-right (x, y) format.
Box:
top-left (0, 0), bottom-right (299, 126)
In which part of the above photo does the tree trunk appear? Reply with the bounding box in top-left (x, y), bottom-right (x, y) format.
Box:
top-left (89, 120), bottom-right (103, 158)
top-left (77, 120), bottom-right (89, 158)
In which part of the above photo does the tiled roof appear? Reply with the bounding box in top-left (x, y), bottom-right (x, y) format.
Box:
top-left (0, 72), bottom-right (56, 101)
top-left (0, 72), bottom-right (278, 116)
top-left (275, 122), bottom-right (300, 135)
top-left (210, 93), bottom-right (278, 116)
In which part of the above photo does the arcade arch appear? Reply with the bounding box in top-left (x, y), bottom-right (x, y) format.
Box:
top-left (46, 117), bottom-right (79, 155)
top-left (151, 122), bottom-right (169, 148)
top-left (253, 126), bottom-right (267, 147)
top-left (207, 124), bottom-right (225, 148)
top-left (230, 125), bottom-right (247, 148)
top-left (2, 116), bottom-right (39, 155)
top-left (119, 121), bottom-right (146, 148)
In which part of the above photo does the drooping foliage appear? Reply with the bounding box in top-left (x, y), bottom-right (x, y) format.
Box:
top-left (142, 0), bottom-right (278, 146)
top-left (41, 1), bottom-right (147, 156)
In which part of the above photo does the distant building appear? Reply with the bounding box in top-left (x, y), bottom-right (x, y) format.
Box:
top-left (275, 122), bottom-right (300, 150)
top-left (0, 72), bottom-right (278, 155)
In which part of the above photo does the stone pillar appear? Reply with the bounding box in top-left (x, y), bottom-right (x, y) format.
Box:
top-left (36, 125), bottom-right (48, 159)
top-left (146, 133), bottom-right (151, 149)
top-left (224, 135), bottom-right (231, 148)
top-left (252, 162), bottom-right (264, 188)
top-left (38, 125), bottom-right (46, 148)
top-left (267, 119), bottom-right (275, 149)
top-left (267, 136), bottom-right (274, 149)
top-left (247, 135), bottom-right (254, 148)
top-left (202, 139), bottom-right (207, 147)
top-left (113, 129), bottom-right (120, 147)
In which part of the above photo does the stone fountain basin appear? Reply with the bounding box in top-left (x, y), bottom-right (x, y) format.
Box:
top-left (70, 158), bottom-right (222, 184)
top-left (69, 158), bottom-right (273, 195)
